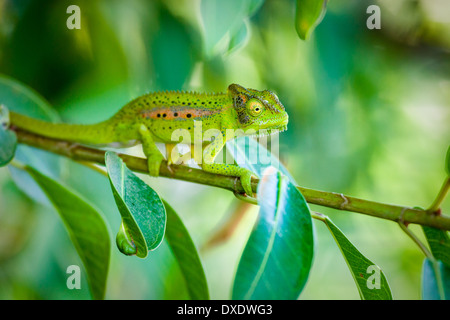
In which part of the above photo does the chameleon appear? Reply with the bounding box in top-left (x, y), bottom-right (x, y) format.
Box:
top-left (9, 83), bottom-right (288, 197)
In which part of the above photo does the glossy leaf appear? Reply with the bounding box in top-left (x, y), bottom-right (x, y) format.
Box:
top-left (295, 0), bottom-right (328, 40)
top-left (228, 135), bottom-right (393, 300)
top-left (232, 167), bottom-right (314, 299)
top-left (422, 258), bottom-right (450, 300)
top-left (25, 166), bottom-right (111, 300)
top-left (320, 215), bottom-right (392, 300)
top-left (163, 201), bottom-right (209, 300)
top-left (0, 105), bottom-right (17, 167)
top-left (105, 151), bottom-right (166, 258)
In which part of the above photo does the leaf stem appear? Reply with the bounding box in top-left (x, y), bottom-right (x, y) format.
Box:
top-left (8, 158), bottom-right (27, 171)
top-left (397, 220), bottom-right (446, 298)
top-left (427, 177), bottom-right (450, 214)
top-left (76, 160), bottom-right (108, 177)
top-left (398, 222), bottom-right (433, 260)
top-left (310, 211), bottom-right (327, 222)
top-left (11, 128), bottom-right (450, 231)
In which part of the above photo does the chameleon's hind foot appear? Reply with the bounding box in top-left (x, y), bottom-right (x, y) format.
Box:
top-left (139, 124), bottom-right (164, 177)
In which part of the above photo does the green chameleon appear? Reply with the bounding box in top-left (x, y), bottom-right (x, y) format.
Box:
top-left (9, 84), bottom-right (288, 197)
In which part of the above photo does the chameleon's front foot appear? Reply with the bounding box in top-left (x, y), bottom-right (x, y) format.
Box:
top-left (238, 168), bottom-right (256, 198)
top-left (147, 153), bottom-right (164, 177)
top-left (202, 163), bottom-right (256, 197)
top-left (139, 124), bottom-right (164, 177)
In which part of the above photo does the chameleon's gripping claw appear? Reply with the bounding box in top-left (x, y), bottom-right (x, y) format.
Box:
top-left (239, 168), bottom-right (255, 198)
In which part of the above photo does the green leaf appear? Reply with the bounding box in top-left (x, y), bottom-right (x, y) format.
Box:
top-left (422, 226), bottom-right (450, 268)
top-left (227, 132), bottom-right (392, 300)
top-left (163, 201), bottom-right (209, 300)
top-left (421, 226), bottom-right (450, 299)
top-left (227, 20), bottom-right (250, 54)
top-left (25, 166), bottom-right (111, 300)
top-left (105, 151), bottom-right (166, 258)
top-left (0, 74), bottom-right (62, 205)
top-left (232, 167), bottom-right (314, 299)
top-left (422, 258), bottom-right (450, 300)
top-left (0, 74), bottom-right (59, 120)
top-left (295, 0), bottom-right (328, 40)
top-left (0, 105), bottom-right (17, 167)
top-left (0, 128), bottom-right (16, 166)
top-left (200, 0), bottom-right (263, 56)
top-left (320, 215), bottom-right (392, 300)
top-left (150, 8), bottom-right (199, 91)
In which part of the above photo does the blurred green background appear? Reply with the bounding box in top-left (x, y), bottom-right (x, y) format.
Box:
top-left (0, 0), bottom-right (449, 299)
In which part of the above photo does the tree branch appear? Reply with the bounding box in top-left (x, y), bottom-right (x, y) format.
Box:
top-left (12, 128), bottom-right (450, 231)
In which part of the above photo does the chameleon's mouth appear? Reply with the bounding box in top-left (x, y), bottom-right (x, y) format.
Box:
top-left (242, 113), bottom-right (288, 137)
top-left (258, 115), bottom-right (288, 136)
top-left (252, 124), bottom-right (288, 137)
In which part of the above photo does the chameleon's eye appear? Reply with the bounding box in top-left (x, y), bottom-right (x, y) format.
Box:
top-left (247, 99), bottom-right (264, 117)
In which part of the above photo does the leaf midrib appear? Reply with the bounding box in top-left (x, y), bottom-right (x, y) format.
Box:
top-left (244, 173), bottom-right (284, 299)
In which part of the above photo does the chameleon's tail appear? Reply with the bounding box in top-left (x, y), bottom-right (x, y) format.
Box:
top-left (9, 111), bottom-right (114, 145)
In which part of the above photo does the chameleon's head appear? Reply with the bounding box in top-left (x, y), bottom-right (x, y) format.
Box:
top-left (228, 84), bottom-right (288, 135)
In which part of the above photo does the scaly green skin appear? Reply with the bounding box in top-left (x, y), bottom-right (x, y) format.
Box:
top-left (9, 84), bottom-right (289, 196)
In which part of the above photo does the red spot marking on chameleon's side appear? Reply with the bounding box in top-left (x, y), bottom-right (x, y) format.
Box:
top-left (141, 107), bottom-right (216, 120)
